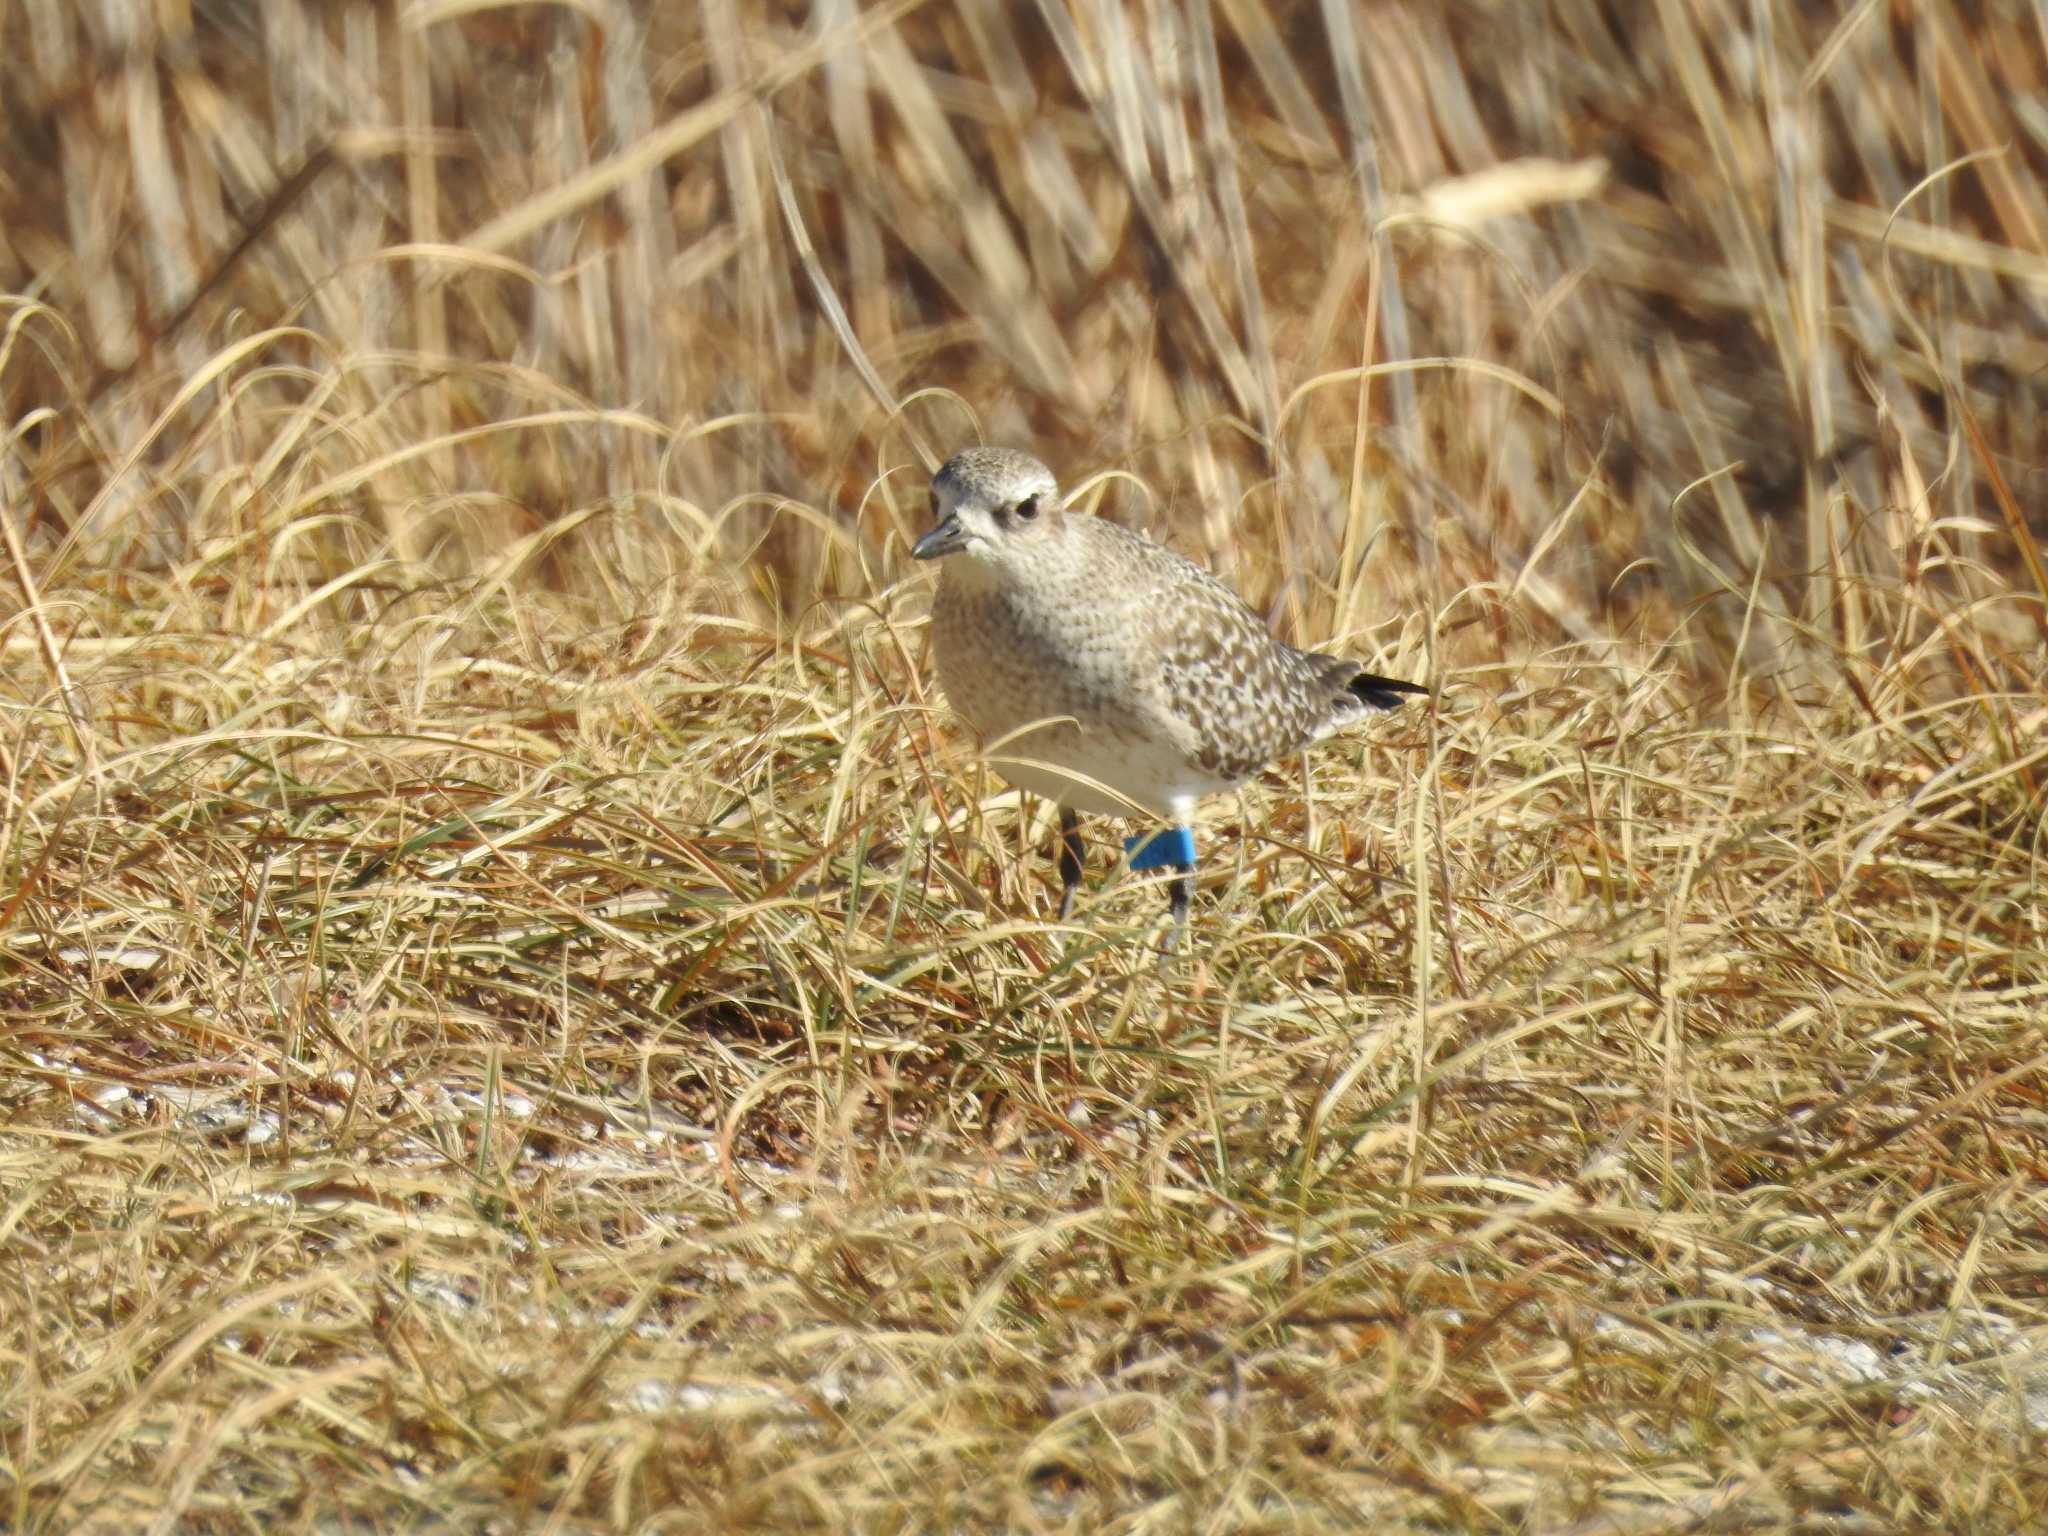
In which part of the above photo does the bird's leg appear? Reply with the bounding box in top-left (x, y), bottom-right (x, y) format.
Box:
top-left (1125, 825), bottom-right (1198, 925)
top-left (1056, 806), bottom-right (1084, 919)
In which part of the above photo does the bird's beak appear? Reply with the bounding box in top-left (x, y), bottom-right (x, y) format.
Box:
top-left (911, 515), bottom-right (967, 561)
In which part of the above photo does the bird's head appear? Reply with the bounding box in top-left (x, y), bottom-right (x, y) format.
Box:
top-left (912, 448), bottom-right (1063, 572)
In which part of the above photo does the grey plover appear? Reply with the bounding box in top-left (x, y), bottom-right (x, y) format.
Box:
top-left (912, 446), bottom-right (1425, 922)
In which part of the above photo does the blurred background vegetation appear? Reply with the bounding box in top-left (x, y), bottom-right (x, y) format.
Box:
top-left (4, 0), bottom-right (2044, 675)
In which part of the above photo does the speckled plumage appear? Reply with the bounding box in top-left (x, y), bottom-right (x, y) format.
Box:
top-left (913, 446), bottom-right (1424, 919)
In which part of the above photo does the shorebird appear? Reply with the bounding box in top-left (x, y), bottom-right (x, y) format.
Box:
top-left (912, 446), bottom-right (1425, 923)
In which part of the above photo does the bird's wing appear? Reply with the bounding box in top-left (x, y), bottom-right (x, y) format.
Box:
top-left (1124, 539), bottom-right (1338, 783)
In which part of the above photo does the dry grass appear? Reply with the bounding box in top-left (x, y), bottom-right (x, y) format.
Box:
top-left (4, 1), bottom-right (2048, 1531)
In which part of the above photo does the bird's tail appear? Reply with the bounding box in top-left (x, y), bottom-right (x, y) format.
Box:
top-left (1302, 649), bottom-right (1428, 712)
top-left (1347, 670), bottom-right (1429, 711)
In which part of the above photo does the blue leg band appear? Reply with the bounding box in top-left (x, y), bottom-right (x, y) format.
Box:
top-left (1125, 825), bottom-right (1196, 872)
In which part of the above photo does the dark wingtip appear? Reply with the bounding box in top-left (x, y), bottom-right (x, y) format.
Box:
top-left (1347, 671), bottom-right (1429, 711)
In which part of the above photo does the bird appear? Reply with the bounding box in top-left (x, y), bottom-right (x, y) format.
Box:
top-left (911, 446), bottom-right (1426, 924)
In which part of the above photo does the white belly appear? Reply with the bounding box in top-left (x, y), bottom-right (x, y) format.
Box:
top-left (971, 718), bottom-right (1229, 818)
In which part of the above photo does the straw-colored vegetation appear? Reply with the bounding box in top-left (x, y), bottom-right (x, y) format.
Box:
top-left (4, 1), bottom-right (2046, 1530)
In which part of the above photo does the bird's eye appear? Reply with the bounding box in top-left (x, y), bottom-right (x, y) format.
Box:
top-left (1014, 494), bottom-right (1040, 522)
